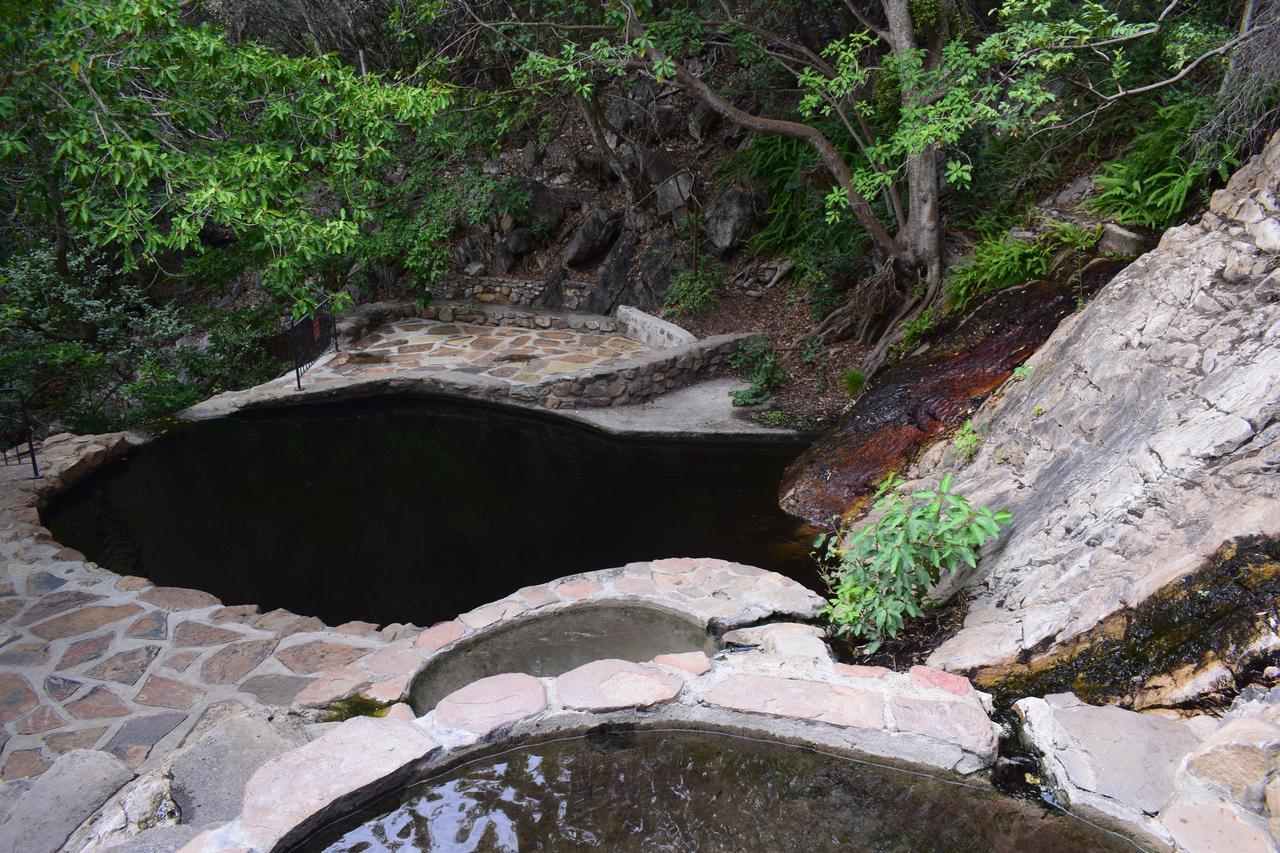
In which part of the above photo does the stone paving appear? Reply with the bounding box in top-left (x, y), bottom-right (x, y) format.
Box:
top-left (184, 628), bottom-right (1003, 852)
top-left (325, 319), bottom-right (654, 385)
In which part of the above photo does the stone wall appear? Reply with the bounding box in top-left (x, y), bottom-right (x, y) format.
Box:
top-left (523, 333), bottom-right (754, 409)
top-left (429, 273), bottom-right (591, 310)
top-left (335, 299), bottom-right (622, 347)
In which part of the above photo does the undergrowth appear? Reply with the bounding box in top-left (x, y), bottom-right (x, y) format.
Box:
top-left (946, 219), bottom-right (1100, 312)
top-left (728, 338), bottom-right (789, 406)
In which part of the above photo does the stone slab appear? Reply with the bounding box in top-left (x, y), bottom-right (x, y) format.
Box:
top-left (0, 749), bottom-right (133, 853)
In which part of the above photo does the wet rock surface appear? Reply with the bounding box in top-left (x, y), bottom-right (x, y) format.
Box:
top-left (830, 132), bottom-right (1280, 692)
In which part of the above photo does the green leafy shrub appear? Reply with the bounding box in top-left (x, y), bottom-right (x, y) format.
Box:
top-left (1088, 99), bottom-right (1237, 229)
top-left (946, 220), bottom-right (1100, 312)
top-left (952, 419), bottom-right (981, 461)
top-left (727, 339), bottom-right (789, 406)
top-left (663, 261), bottom-right (724, 317)
top-left (891, 308), bottom-right (937, 359)
top-left (815, 473), bottom-right (1013, 651)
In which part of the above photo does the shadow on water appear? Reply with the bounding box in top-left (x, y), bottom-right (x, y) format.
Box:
top-left (303, 728), bottom-right (1141, 853)
top-left (43, 396), bottom-right (818, 627)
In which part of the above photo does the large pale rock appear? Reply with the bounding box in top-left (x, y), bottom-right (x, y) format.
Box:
top-left (910, 131), bottom-right (1280, 677)
top-left (1016, 693), bottom-right (1200, 839)
top-left (0, 749), bottom-right (133, 853)
top-left (235, 717), bottom-right (436, 850)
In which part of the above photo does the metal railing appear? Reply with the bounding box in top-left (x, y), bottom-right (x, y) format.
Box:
top-left (287, 301), bottom-right (340, 390)
top-left (0, 388), bottom-right (40, 478)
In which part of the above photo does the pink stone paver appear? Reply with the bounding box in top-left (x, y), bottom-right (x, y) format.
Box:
top-left (416, 620), bottom-right (466, 653)
top-left (557, 660), bottom-right (684, 712)
top-left (434, 673), bottom-right (547, 735)
top-left (888, 695), bottom-right (998, 756)
top-left (361, 643), bottom-right (425, 677)
top-left (365, 675), bottom-right (411, 704)
top-left (293, 667), bottom-right (371, 707)
top-left (457, 600), bottom-right (527, 631)
top-left (653, 651), bottom-right (712, 676)
top-left (835, 663), bottom-right (890, 680)
top-left (703, 674), bottom-right (886, 730)
top-left (650, 557), bottom-right (698, 575)
top-left (515, 585), bottom-right (558, 608)
top-left (554, 579), bottom-right (603, 602)
top-left (908, 665), bottom-right (973, 696)
top-left (236, 717), bottom-right (438, 851)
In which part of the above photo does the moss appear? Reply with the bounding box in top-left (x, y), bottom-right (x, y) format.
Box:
top-left (979, 534), bottom-right (1280, 708)
top-left (321, 694), bottom-right (392, 722)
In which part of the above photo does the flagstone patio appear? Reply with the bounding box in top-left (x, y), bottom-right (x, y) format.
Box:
top-left (325, 319), bottom-right (655, 384)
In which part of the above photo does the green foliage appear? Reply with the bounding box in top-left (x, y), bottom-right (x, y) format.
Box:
top-left (952, 420), bottom-right (981, 461)
top-left (1, 0), bottom-right (448, 314)
top-left (0, 248), bottom-right (284, 431)
top-left (946, 220), bottom-right (1100, 312)
top-left (1088, 99), bottom-right (1238, 228)
top-left (663, 261), bottom-right (723, 317)
top-left (728, 339), bottom-right (789, 406)
top-left (815, 474), bottom-right (1013, 651)
top-left (1012, 364), bottom-right (1034, 381)
top-left (841, 369), bottom-right (867, 398)
top-left (891, 308), bottom-right (937, 359)
top-left (724, 132), bottom-right (870, 320)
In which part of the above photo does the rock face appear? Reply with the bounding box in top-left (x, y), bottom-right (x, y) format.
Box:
top-left (1018, 690), bottom-right (1280, 850)
top-left (868, 131), bottom-right (1280, 686)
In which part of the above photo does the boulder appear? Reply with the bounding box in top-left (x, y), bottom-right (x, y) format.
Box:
top-left (0, 749), bottom-right (133, 853)
top-left (655, 171), bottom-right (695, 217)
top-left (1098, 222), bottom-right (1149, 256)
top-left (689, 102), bottom-right (721, 141)
top-left (1015, 693), bottom-right (1200, 842)
top-left (704, 188), bottom-right (760, 253)
top-left (563, 204), bottom-right (621, 267)
top-left (580, 230), bottom-right (640, 314)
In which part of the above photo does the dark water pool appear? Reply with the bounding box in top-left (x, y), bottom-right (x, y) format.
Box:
top-left (307, 729), bottom-right (1137, 852)
top-left (43, 397), bottom-right (817, 627)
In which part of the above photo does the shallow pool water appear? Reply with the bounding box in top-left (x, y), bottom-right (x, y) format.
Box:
top-left (307, 729), bottom-right (1137, 852)
top-left (409, 605), bottom-right (719, 712)
top-left (43, 396), bottom-right (816, 627)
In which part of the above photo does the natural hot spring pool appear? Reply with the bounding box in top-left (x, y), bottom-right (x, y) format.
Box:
top-left (304, 729), bottom-right (1136, 852)
top-left (43, 396), bottom-right (817, 627)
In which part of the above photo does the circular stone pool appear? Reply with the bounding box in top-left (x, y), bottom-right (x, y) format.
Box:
top-left (305, 729), bottom-right (1137, 852)
top-left (42, 396), bottom-right (817, 627)
top-left (408, 605), bottom-right (720, 712)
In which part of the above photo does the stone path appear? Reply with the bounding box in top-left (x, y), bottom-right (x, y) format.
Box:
top-left (0, 434), bottom-right (407, 784)
top-left (326, 319), bottom-right (653, 384)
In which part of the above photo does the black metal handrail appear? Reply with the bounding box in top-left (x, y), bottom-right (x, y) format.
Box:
top-left (287, 301), bottom-right (341, 391)
top-left (0, 388), bottom-right (40, 479)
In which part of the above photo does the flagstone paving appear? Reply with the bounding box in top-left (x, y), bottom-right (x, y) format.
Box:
top-left (323, 319), bottom-right (655, 384)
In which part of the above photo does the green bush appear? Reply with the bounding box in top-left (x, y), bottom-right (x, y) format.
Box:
top-left (891, 308), bottom-right (937, 359)
top-left (1087, 99), bottom-right (1237, 229)
top-left (952, 419), bottom-right (981, 461)
top-left (946, 220), bottom-right (1100, 312)
top-left (663, 261), bottom-right (724, 317)
top-left (0, 249), bottom-right (286, 431)
top-left (727, 339), bottom-right (789, 406)
top-left (814, 473), bottom-right (1012, 651)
